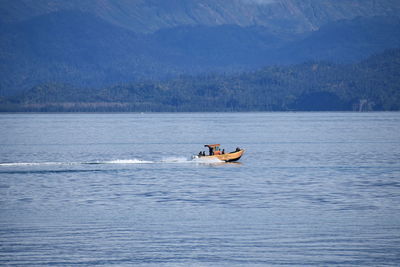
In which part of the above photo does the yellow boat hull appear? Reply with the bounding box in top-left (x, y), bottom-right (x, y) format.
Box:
top-left (201, 149), bottom-right (244, 162)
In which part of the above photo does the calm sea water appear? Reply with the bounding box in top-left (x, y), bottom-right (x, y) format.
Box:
top-left (0, 112), bottom-right (399, 266)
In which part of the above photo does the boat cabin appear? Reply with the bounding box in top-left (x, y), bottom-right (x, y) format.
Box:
top-left (205, 144), bottom-right (222, 155)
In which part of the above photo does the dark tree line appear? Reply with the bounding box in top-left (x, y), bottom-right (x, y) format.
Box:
top-left (1, 49), bottom-right (399, 112)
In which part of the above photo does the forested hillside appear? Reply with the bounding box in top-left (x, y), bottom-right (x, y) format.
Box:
top-left (2, 49), bottom-right (399, 112)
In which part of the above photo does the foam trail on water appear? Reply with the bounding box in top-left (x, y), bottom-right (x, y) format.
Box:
top-left (102, 159), bottom-right (154, 164)
top-left (161, 157), bottom-right (191, 163)
top-left (0, 159), bottom-right (154, 167)
top-left (0, 162), bottom-right (77, 167)
top-left (191, 156), bottom-right (224, 164)
top-left (0, 157), bottom-right (225, 167)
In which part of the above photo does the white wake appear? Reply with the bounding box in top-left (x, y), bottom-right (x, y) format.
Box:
top-left (0, 156), bottom-right (224, 167)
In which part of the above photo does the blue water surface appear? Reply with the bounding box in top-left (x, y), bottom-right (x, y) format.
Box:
top-left (0, 112), bottom-right (400, 266)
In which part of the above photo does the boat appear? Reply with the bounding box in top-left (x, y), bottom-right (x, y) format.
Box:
top-left (195, 144), bottom-right (245, 162)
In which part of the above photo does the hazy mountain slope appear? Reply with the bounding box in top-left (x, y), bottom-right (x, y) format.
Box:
top-left (0, 10), bottom-right (174, 94)
top-left (1, 10), bottom-right (400, 95)
top-left (275, 16), bottom-right (400, 63)
top-left (149, 24), bottom-right (284, 68)
top-left (1, 0), bottom-right (399, 95)
top-left (151, 16), bottom-right (400, 67)
top-left (1, 0), bottom-right (399, 33)
top-left (1, 10), bottom-right (282, 93)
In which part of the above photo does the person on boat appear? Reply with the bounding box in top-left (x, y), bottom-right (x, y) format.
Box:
top-left (222, 149), bottom-right (225, 154)
top-left (202, 151), bottom-right (206, 156)
top-left (208, 147), bottom-right (214, 156)
top-left (198, 151), bottom-right (203, 157)
top-left (235, 147), bottom-right (241, 152)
